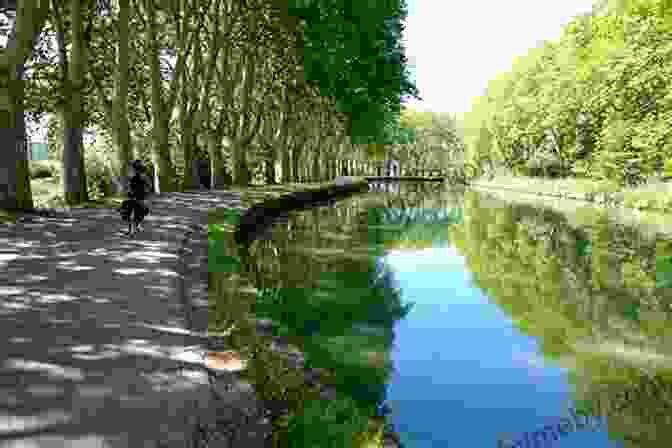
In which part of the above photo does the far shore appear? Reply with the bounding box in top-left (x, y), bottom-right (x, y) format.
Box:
top-left (466, 174), bottom-right (672, 240)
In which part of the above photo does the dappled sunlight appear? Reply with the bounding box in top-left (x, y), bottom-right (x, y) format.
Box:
top-left (11, 274), bottom-right (49, 283)
top-left (134, 322), bottom-right (209, 338)
top-left (0, 287), bottom-right (87, 314)
top-left (0, 239), bottom-right (40, 249)
top-left (0, 252), bottom-right (45, 263)
top-left (113, 267), bottom-right (152, 275)
top-left (141, 369), bottom-right (209, 393)
top-left (32, 291), bottom-right (82, 304)
top-left (1, 302), bottom-right (32, 312)
top-left (4, 359), bottom-right (85, 381)
top-left (145, 284), bottom-right (176, 295)
top-left (0, 410), bottom-right (72, 436)
top-left (0, 189), bottom-right (236, 444)
top-left (55, 260), bottom-right (96, 272)
top-left (112, 249), bottom-right (179, 264)
top-left (0, 286), bottom-right (23, 296)
top-left (68, 346), bottom-right (120, 362)
top-left (0, 435), bottom-right (115, 447)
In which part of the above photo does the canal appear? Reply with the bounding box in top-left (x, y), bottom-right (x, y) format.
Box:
top-left (209, 181), bottom-right (672, 447)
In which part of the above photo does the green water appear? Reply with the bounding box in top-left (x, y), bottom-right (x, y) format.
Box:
top-left (209, 181), bottom-right (672, 448)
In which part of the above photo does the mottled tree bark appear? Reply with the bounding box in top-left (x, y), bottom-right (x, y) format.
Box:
top-left (61, 0), bottom-right (88, 205)
top-left (0, 0), bottom-right (49, 210)
top-left (112, 0), bottom-right (132, 179)
top-left (145, 0), bottom-right (178, 193)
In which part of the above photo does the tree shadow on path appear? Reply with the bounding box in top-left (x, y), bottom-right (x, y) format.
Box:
top-left (0, 190), bottom-right (268, 448)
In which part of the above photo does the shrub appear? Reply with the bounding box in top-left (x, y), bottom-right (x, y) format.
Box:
top-left (84, 153), bottom-right (115, 200)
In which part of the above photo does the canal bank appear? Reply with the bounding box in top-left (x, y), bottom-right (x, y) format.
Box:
top-left (466, 174), bottom-right (672, 240)
top-left (208, 177), bottom-right (405, 448)
top-left (234, 177), bottom-right (370, 244)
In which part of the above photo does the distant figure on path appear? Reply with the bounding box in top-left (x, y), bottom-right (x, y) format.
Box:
top-left (385, 159), bottom-right (400, 177)
top-left (119, 160), bottom-right (152, 236)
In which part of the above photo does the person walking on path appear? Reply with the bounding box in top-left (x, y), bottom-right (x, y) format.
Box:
top-left (119, 159), bottom-right (152, 236)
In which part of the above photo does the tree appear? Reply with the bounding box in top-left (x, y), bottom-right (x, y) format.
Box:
top-left (59, 0), bottom-right (91, 205)
top-left (0, 0), bottom-right (50, 210)
top-left (459, 1), bottom-right (672, 186)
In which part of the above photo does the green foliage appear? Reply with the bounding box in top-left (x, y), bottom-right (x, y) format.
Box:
top-left (283, 396), bottom-right (372, 448)
top-left (389, 107), bottom-right (463, 173)
top-left (459, 2), bottom-right (672, 186)
top-left (208, 218), bottom-right (242, 274)
top-left (286, 0), bottom-right (419, 145)
top-left (655, 239), bottom-right (672, 288)
top-left (83, 152), bottom-right (115, 200)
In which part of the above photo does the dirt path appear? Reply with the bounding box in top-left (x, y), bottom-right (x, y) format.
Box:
top-left (0, 189), bottom-right (269, 448)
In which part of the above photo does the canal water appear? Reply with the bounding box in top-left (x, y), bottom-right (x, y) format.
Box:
top-left (209, 181), bottom-right (672, 448)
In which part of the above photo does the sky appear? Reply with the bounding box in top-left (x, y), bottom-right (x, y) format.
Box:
top-left (402, 0), bottom-right (597, 120)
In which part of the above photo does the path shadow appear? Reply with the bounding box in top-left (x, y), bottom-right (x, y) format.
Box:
top-left (0, 190), bottom-right (268, 447)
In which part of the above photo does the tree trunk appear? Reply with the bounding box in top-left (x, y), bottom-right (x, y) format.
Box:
top-left (311, 148), bottom-right (320, 181)
top-left (264, 155), bottom-right (276, 184)
top-left (146, 0), bottom-right (177, 193)
top-left (291, 145), bottom-right (300, 182)
top-left (0, 35), bottom-right (29, 210)
top-left (177, 75), bottom-right (199, 191)
top-left (62, 0), bottom-right (88, 205)
top-left (0, 0), bottom-right (49, 210)
top-left (232, 144), bottom-right (250, 186)
top-left (208, 133), bottom-right (228, 188)
top-left (112, 0), bottom-right (132, 179)
top-left (281, 142), bottom-right (291, 183)
top-left (181, 128), bottom-right (199, 190)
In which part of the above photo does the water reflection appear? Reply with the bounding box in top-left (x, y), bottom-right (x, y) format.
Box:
top-left (208, 181), bottom-right (672, 447)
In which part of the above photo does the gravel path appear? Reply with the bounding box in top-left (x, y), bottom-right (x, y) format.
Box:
top-left (0, 189), bottom-right (267, 448)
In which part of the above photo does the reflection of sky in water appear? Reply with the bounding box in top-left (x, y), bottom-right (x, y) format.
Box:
top-left (382, 245), bottom-right (623, 448)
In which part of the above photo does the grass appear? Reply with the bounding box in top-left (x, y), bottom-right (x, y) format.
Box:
top-left (469, 171), bottom-right (672, 214)
top-left (0, 175), bottom-right (126, 224)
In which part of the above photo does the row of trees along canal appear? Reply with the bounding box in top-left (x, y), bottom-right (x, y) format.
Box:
top-left (459, 0), bottom-right (672, 186)
top-left (0, 0), bottom-right (476, 211)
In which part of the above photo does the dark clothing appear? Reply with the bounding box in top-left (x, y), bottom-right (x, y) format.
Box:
top-left (128, 174), bottom-right (149, 200)
top-left (119, 199), bottom-right (148, 223)
top-left (119, 174), bottom-right (151, 224)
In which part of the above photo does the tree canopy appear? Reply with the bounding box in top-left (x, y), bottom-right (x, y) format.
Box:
top-left (460, 0), bottom-right (672, 186)
top-left (0, 0), bottom-right (420, 208)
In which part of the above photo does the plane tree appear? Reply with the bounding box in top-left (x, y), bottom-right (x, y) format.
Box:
top-left (0, 0), bottom-right (50, 210)
top-left (0, 0), bottom-right (418, 209)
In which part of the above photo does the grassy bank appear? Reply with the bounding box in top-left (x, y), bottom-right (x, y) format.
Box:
top-left (208, 180), bottom-right (401, 448)
top-left (467, 173), bottom-right (672, 214)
